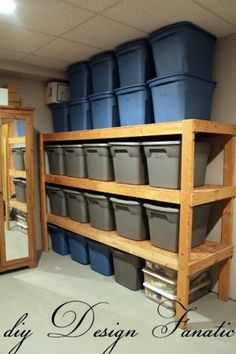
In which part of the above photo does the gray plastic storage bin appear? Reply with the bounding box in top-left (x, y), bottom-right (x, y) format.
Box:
top-left (84, 144), bottom-right (114, 181)
top-left (144, 203), bottom-right (212, 252)
top-left (85, 193), bottom-right (115, 231)
top-left (12, 147), bottom-right (25, 171)
top-left (110, 197), bottom-right (148, 240)
top-left (45, 145), bottom-right (65, 175)
top-left (63, 145), bottom-right (87, 178)
top-left (46, 186), bottom-right (68, 216)
top-left (13, 178), bottom-right (27, 203)
top-left (109, 142), bottom-right (146, 184)
top-left (64, 189), bottom-right (89, 223)
top-left (142, 141), bottom-right (210, 188)
top-left (112, 249), bottom-right (145, 290)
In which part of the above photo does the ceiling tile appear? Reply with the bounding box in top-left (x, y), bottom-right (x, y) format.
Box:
top-left (0, 0), bottom-right (94, 36)
top-left (0, 48), bottom-right (27, 61)
top-left (63, 0), bottom-right (120, 12)
top-left (103, 0), bottom-right (236, 37)
top-left (0, 23), bottom-right (53, 53)
top-left (194, 0), bottom-right (236, 26)
top-left (34, 38), bottom-right (102, 62)
top-left (21, 54), bottom-right (70, 70)
top-left (63, 15), bottom-right (146, 50)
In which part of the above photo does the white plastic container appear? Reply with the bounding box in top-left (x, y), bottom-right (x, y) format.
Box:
top-left (144, 278), bottom-right (211, 309)
top-left (45, 82), bottom-right (70, 104)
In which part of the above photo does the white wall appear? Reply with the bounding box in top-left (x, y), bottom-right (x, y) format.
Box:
top-left (207, 33), bottom-right (236, 300)
top-left (0, 75), bottom-right (53, 251)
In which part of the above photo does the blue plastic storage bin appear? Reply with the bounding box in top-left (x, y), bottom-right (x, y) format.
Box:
top-left (115, 84), bottom-right (153, 126)
top-left (148, 74), bottom-right (216, 122)
top-left (149, 21), bottom-right (216, 79)
top-left (87, 240), bottom-right (114, 276)
top-left (67, 231), bottom-right (90, 264)
top-left (115, 39), bottom-right (153, 86)
top-left (16, 120), bottom-right (25, 136)
top-left (50, 103), bottom-right (69, 132)
top-left (89, 92), bottom-right (119, 129)
top-left (48, 224), bottom-right (70, 256)
top-left (67, 62), bottom-right (91, 99)
top-left (89, 52), bottom-right (119, 93)
top-left (69, 98), bottom-right (92, 131)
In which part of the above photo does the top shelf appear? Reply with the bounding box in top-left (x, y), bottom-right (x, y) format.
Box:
top-left (8, 137), bottom-right (25, 144)
top-left (41, 120), bottom-right (236, 142)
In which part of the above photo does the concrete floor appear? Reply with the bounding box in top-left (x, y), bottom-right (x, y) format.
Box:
top-left (0, 251), bottom-right (235, 354)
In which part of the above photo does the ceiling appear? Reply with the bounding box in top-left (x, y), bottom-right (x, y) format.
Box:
top-left (0, 0), bottom-right (236, 80)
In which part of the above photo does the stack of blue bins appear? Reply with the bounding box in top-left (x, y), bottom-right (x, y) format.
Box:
top-left (115, 39), bottom-right (154, 126)
top-left (88, 52), bottom-right (119, 129)
top-left (148, 21), bottom-right (217, 122)
top-left (67, 62), bottom-right (92, 131)
top-left (50, 102), bottom-right (70, 132)
top-left (48, 224), bottom-right (70, 256)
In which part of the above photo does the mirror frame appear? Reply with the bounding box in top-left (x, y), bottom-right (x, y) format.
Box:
top-left (0, 106), bottom-right (36, 272)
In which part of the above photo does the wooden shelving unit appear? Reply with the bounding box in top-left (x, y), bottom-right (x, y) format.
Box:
top-left (39, 119), bottom-right (236, 328)
top-left (9, 199), bottom-right (27, 213)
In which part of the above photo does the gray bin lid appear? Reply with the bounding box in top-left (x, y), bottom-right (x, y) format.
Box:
top-left (143, 203), bottom-right (179, 213)
top-left (45, 144), bottom-right (63, 149)
top-left (108, 142), bottom-right (141, 146)
top-left (13, 178), bottom-right (26, 184)
top-left (84, 192), bottom-right (108, 200)
top-left (63, 189), bottom-right (83, 195)
top-left (110, 197), bottom-right (141, 206)
top-left (46, 185), bottom-right (62, 191)
top-left (142, 267), bottom-right (176, 285)
top-left (62, 144), bottom-right (83, 148)
top-left (83, 143), bottom-right (109, 147)
top-left (141, 141), bottom-right (180, 146)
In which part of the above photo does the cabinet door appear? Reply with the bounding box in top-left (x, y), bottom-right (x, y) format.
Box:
top-left (0, 112), bottom-right (36, 271)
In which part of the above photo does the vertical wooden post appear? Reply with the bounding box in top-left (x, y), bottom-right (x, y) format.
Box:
top-left (218, 136), bottom-right (235, 300)
top-left (39, 134), bottom-right (49, 252)
top-left (176, 120), bottom-right (195, 328)
top-left (25, 113), bottom-right (36, 264)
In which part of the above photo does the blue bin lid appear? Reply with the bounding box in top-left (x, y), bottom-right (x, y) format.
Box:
top-left (147, 74), bottom-right (216, 88)
top-left (88, 91), bottom-right (114, 101)
top-left (68, 97), bottom-right (89, 106)
top-left (67, 61), bottom-right (89, 74)
top-left (89, 51), bottom-right (115, 65)
top-left (149, 21), bottom-right (217, 44)
top-left (115, 38), bottom-right (149, 56)
top-left (49, 102), bottom-right (68, 110)
top-left (114, 84), bottom-right (147, 95)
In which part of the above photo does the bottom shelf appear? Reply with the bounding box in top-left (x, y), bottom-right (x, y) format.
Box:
top-left (47, 214), bottom-right (233, 275)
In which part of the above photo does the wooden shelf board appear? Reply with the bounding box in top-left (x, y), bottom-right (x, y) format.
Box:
top-left (192, 120), bottom-right (236, 135)
top-left (45, 175), bottom-right (181, 204)
top-left (47, 214), bottom-right (233, 274)
top-left (9, 170), bottom-right (26, 178)
top-left (189, 242), bottom-right (233, 274)
top-left (9, 199), bottom-right (27, 212)
top-left (42, 121), bottom-right (184, 142)
top-left (191, 185), bottom-right (236, 206)
top-left (8, 137), bottom-right (25, 144)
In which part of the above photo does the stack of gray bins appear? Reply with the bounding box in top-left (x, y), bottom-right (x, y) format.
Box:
top-left (85, 193), bottom-right (115, 230)
top-left (12, 147), bottom-right (26, 171)
top-left (16, 210), bottom-right (28, 234)
top-left (142, 140), bottom-right (210, 188)
top-left (64, 189), bottom-right (89, 222)
top-left (45, 145), bottom-right (65, 175)
top-left (144, 202), bottom-right (212, 252)
top-left (63, 144), bottom-right (87, 177)
top-left (83, 143), bottom-right (114, 181)
top-left (46, 186), bottom-right (67, 216)
top-left (109, 142), bottom-right (147, 184)
top-left (13, 178), bottom-right (27, 203)
top-left (110, 197), bottom-right (148, 240)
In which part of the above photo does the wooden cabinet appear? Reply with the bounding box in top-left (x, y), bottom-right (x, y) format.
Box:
top-left (0, 106), bottom-right (37, 272)
top-left (39, 119), bottom-right (236, 328)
